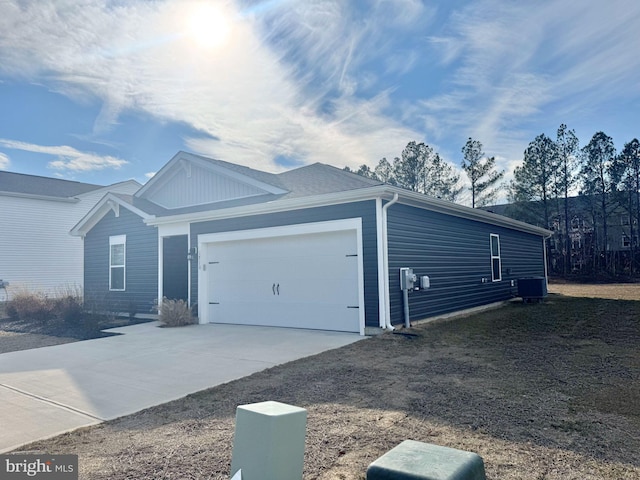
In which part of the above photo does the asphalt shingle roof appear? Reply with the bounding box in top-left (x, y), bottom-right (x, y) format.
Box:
top-left (277, 163), bottom-right (383, 199)
top-left (0, 171), bottom-right (103, 198)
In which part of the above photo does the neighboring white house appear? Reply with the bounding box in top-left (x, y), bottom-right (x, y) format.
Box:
top-left (0, 171), bottom-right (140, 297)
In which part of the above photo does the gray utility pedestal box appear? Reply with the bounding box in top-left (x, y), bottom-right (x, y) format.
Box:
top-left (367, 440), bottom-right (486, 480)
top-left (517, 277), bottom-right (547, 302)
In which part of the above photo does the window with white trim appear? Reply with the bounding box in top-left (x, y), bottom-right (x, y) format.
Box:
top-left (109, 235), bottom-right (126, 291)
top-left (490, 234), bottom-right (501, 282)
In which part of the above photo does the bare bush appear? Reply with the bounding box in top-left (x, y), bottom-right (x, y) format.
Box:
top-left (156, 298), bottom-right (194, 327)
top-left (52, 295), bottom-right (84, 324)
top-left (6, 291), bottom-right (54, 323)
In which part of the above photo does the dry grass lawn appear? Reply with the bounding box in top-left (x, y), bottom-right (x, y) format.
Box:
top-left (10, 283), bottom-right (640, 479)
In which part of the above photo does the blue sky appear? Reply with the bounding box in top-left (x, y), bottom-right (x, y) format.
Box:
top-left (0, 0), bottom-right (639, 204)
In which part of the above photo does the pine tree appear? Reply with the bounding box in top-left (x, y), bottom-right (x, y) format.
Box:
top-left (510, 133), bottom-right (559, 229)
top-left (580, 131), bottom-right (616, 273)
top-left (611, 138), bottom-right (640, 273)
top-left (555, 124), bottom-right (580, 274)
top-left (461, 137), bottom-right (504, 207)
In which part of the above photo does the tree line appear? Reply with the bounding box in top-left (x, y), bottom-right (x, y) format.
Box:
top-left (508, 127), bottom-right (639, 278)
top-left (345, 126), bottom-right (640, 279)
top-left (344, 138), bottom-right (503, 206)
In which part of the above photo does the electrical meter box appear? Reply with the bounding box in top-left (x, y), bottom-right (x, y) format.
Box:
top-left (400, 268), bottom-right (417, 291)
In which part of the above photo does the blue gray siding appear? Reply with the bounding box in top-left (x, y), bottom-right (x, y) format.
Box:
top-left (84, 208), bottom-right (158, 315)
top-left (387, 203), bottom-right (544, 324)
top-left (190, 201), bottom-right (379, 327)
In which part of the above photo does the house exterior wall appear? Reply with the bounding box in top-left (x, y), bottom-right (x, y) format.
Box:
top-left (387, 203), bottom-right (545, 324)
top-left (84, 208), bottom-right (158, 315)
top-left (189, 200), bottom-right (380, 327)
top-left (0, 181), bottom-right (139, 296)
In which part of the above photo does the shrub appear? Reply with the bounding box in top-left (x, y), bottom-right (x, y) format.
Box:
top-left (157, 298), bottom-right (194, 327)
top-left (6, 291), bottom-right (54, 323)
top-left (52, 295), bottom-right (84, 325)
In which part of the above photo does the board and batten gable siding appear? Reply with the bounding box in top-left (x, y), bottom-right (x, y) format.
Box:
top-left (190, 200), bottom-right (379, 327)
top-left (146, 162), bottom-right (266, 209)
top-left (84, 208), bottom-right (158, 315)
top-left (386, 203), bottom-right (545, 324)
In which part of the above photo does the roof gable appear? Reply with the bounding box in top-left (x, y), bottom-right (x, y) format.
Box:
top-left (70, 193), bottom-right (154, 237)
top-left (136, 152), bottom-right (288, 209)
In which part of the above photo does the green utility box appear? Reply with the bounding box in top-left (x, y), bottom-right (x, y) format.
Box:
top-left (367, 440), bottom-right (486, 480)
top-left (230, 401), bottom-right (307, 480)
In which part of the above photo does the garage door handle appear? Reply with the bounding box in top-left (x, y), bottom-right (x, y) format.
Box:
top-left (272, 283), bottom-right (276, 295)
top-left (276, 283), bottom-right (280, 295)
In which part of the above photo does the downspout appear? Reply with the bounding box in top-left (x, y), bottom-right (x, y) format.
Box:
top-left (543, 233), bottom-right (552, 288)
top-left (382, 193), bottom-right (399, 330)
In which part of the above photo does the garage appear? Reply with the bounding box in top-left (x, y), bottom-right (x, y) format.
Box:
top-left (198, 220), bottom-right (364, 333)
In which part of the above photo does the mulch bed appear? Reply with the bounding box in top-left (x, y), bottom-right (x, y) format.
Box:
top-left (0, 315), bottom-right (152, 354)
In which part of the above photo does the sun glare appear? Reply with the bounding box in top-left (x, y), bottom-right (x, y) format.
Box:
top-left (185, 3), bottom-right (232, 49)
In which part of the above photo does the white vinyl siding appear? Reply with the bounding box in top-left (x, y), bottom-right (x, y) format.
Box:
top-left (0, 181), bottom-right (139, 296)
top-left (109, 235), bottom-right (126, 291)
top-left (491, 234), bottom-right (501, 282)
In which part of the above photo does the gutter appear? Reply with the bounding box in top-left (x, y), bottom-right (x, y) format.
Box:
top-left (381, 193), bottom-right (399, 330)
top-left (0, 191), bottom-right (79, 203)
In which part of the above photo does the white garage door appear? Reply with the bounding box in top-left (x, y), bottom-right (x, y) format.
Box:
top-left (205, 229), bottom-right (361, 332)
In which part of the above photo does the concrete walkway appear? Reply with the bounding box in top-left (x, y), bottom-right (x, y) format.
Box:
top-left (0, 322), bottom-right (362, 453)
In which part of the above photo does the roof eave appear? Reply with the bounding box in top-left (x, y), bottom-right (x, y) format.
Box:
top-left (145, 185), bottom-right (552, 237)
top-left (145, 186), bottom-right (384, 226)
top-left (386, 186), bottom-right (553, 237)
top-left (0, 190), bottom-right (80, 203)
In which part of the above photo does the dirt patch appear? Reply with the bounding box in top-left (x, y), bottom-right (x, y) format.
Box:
top-left (8, 285), bottom-right (640, 479)
top-left (548, 281), bottom-right (640, 300)
top-left (0, 330), bottom-right (80, 352)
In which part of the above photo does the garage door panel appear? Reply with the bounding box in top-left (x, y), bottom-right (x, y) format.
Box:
top-left (210, 301), bottom-right (359, 332)
top-left (205, 227), bottom-right (361, 333)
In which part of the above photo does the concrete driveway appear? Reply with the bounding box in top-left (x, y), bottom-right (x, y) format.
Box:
top-left (0, 322), bottom-right (362, 453)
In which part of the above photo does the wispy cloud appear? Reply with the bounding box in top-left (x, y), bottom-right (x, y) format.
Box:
top-left (0, 139), bottom-right (128, 172)
top-left (0, 152), bottom-right (9, 170)
top-left (0, 0), bottom-right (637, 194)
top-left (0, 0), bottom-right (430, 172)
top-left (421, 0), bottom-right (640, 166)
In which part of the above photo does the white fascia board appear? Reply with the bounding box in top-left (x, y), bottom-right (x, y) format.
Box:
top-left (388, 187), bottom-right (553, 237)
top-left (70, 193), bottom-right (155, 237)
top-left (145, 187), bottom-right (383, 226)
top-left (145, 184), bottom-right (551, 238)
top-left (0, 190), bottom-right (79, 203)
